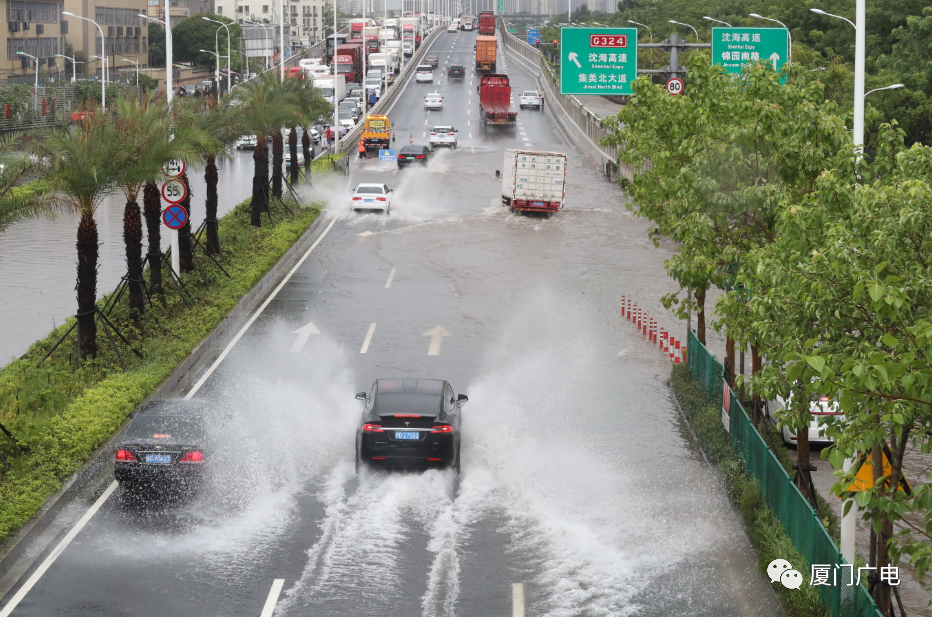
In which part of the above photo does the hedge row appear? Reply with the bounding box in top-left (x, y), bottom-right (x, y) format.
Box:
top-left (0, 193), bottom-right (321, 545)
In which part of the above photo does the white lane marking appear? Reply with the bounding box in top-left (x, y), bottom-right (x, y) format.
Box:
top-left (423, 131), bottom-right (426, 138)
top-left (423, 325), bottom-right (451, 356)
top-left (385, 267), bottom-right (396, 288)
top-left (360, 323), bottom-right (377, 354)
top-left (471, 146), bottom-right (475, 153)
top-left (185, 218), bottom-right (338, 399)
top-left (289, 321), bottom-right (320, 353)
top-left (467, 120), bottom-right (470, 126)
top-left (425, 119), bottom-right (428, 125)
top-left (260, 579), bottom-right (285, 617)
top-left (512, 583), bottom-right (525, 617)
top-left (0, 481), bottom-right (119, 617)
top-left (469, 132), bottom-right (473, 139)
top-left (524, 142), bottom-right (533, 147)
top-left (468, 99), bottom-right (471, 105)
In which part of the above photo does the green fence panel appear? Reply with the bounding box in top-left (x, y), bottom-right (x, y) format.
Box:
top-left (686, 331), bottom-right (883, 617)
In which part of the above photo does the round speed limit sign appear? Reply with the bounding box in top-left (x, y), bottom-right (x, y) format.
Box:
top-left (161, 178), bottom-right (188, 204)
top-left (666, 77), bottom-right (684, 96)
top-left (161, 159), bottom-right (186, 178)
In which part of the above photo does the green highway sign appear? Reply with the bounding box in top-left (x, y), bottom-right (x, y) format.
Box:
top-left (560, 27), bottom-right (637, 96)
top-left (711, 27), bottom-right (788, 74)
top-left (497, 0), bottom-right (503, 12)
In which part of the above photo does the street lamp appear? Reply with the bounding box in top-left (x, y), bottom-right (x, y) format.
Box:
top-left (202, 17), bottom-right (232, 97)
top-left (200, 49), bottom-right (221, 99)
top-left (90, 55), bottom-right (110, 85)
top-left (627, 20), bottom-right (652, 44)
top-left (55, 53), bottom-right (83, 83)
top-left (703, 16), bottom-right (732, 27)
top-left (749, 14), bottom-right (791, 63)
top-left (865, 83), bottom-right (904, 97)
top-left (669, 19), bottom-right (699, 42)
top-left (63, 11), bottom-right (106, 109)
top-left (809, 8), bottom-right (855, 30)
top-left (121, 58), bottom-right (139, 88)
top-left (139, 14), bottom-right (172, 105)
top-left (16, 52), bottom-right (39, 110)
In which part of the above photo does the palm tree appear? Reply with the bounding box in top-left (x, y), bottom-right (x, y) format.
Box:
top-left (142, 181), bottom-right (163, 295)
top-left (0, 133), bottom-right (49, 236)
top-left (233, 72), bottom-right (300, 226)
top-left (283, 76), bottom-right (329, 185)
top-left (32, 108), bottom-right (122, 358)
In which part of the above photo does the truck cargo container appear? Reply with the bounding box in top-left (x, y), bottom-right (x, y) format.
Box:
top-left (478, 73), bottom-right (517, 125)
top-left (314, 74), bottom-right (345, 103)
top-left (478, 11), bottom-right (495, 35)
top-left (334, 43), bottom-right (363, 84)
top-left (475, 35), bottom-right (497, 72)
top-left (501, 149), bottom-right (568, 212)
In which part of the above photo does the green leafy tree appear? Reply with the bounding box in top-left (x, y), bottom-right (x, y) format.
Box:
top-left (148, 23), bottom-right (166, 68)
top-left (0, 134), bottom-right (49, 236)
top-left (172, 13), bottom-right (242, 69)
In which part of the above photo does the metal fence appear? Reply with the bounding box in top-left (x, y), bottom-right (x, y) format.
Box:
top-left (686, 331), bottom-right (884, 617)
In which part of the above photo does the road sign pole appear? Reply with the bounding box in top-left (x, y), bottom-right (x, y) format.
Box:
top-left (171, 230), bottom-right (180, 276)
top-left (841, 456), bottom-right (856, 563)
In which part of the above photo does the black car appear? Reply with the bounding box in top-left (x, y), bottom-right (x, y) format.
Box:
top-left (397, 145), bottom-right (431, 167)
top-left (448, 65), bottom-right (465, 79)
top-left (355, 378), bottom-right (467, 471)
top-left (114, 400), bottom-right (208, 491)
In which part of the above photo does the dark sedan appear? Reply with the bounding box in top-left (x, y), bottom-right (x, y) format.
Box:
top-left (448, 64), bottom-right (465, 79)
top-left (355, 378), bottom-right (467, 472)
top-left (114, 400), bottom-right (208, 492)
top-left (397, 145), bottom-right (431, 167)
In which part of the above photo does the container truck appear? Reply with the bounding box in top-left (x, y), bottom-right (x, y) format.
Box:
top-left (325, 33), bottom-right (349, 63)
top-left (475, 35), bottom-right (497, 72)
top-left (501, 149), bottom-right (568, 212)
top-left (478, 74), bottom-right (517, 125)
top-left (361, 115), bottom-right (392, 150)
top-left (478, 11), bottom-right (495, 35)
top-left (462, 15), bottom-right (475, 30)
top-left (334, 44), bottom-right (362, 84)
top-left (314, 74), bottom-right (345, 103)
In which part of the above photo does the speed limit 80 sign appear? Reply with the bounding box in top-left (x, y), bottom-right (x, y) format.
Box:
top-left (666, 77), bottom-right (684, 96)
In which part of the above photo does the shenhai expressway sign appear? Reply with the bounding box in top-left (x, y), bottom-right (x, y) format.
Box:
top-left (560, 27), bottom-right (638, 96)
top-left (710, 27), bottom-right (789, 74)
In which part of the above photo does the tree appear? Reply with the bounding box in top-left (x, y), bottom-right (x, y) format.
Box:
top-left (148, 23), bottom-right (166, 68)
top-left (0, 134), bottom-right (49, 236)
top-left (31, 110), bottom-right (122, 358)
top-left (172, 14), bottom-right (243, 70)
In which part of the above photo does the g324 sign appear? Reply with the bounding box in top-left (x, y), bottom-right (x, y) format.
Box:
top-left (589, 34), bottom-right (627, 47)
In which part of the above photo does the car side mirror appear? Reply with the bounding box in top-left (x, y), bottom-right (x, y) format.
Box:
top-left (355, 392), bottom-right (368, 400)
top-left (457, 394), bottom-right (468, 403)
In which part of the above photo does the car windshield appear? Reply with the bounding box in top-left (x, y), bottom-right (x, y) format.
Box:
top-left (356, 185), bottom-right (385, 194)
top-left (399, 146), bottom-right (425, 154)
top-left (523, 91), bottom-right (539, 96)
top-left (433, 126), bottom-right (453, 133)
top-left (126, 414), bottom-right (204, 442)
top-left (376, 393), bottom-right (441, 416)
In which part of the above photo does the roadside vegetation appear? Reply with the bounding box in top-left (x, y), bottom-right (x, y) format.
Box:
top-left (602, 39), bottom-right (932, 616)
top-left (0, 74), bottom-right (333, 545)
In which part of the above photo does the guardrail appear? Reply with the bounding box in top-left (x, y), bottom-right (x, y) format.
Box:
top-left (336, 25), bottom-right (445, 154)
top-left (497, 20), bottom-right (637, 182)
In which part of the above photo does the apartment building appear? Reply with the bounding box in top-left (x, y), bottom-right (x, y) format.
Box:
top-left (214, 0), bottom-right (329, 45)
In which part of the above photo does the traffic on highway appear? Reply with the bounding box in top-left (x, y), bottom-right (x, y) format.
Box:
top-left (0, 11), bottom-right (782, 617)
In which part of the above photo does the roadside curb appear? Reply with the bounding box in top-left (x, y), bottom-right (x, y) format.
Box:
top-left (0, 211), bottom-right (328, 586)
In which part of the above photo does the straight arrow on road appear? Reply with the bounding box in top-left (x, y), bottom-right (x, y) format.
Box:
top-left (423, 325), bottom-right (451, 356)
top-left (289, 321), bottom-right (320, 353)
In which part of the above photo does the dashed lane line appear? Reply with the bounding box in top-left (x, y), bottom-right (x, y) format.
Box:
top-left (385, 267), bottom-right (396, 288)
top-left (360, 323), bottom-right (377, 354)
top-left (513, 583), bottom-right (525, 617)
top-left (260, 579), bottom-right (285, 617)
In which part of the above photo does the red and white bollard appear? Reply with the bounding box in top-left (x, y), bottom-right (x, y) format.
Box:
top-left (669, 337), bottom-right (676, 361)
top-left (674, 339), bottom-right (681, 363)
top-left (621, 296), bottom-right (625, 318)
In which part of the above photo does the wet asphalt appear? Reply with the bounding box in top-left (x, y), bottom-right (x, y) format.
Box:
top-left (0, 31), bottom-right (784, 617)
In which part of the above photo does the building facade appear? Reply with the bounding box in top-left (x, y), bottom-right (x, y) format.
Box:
top-left (214, 0), bottom-right (330, 45)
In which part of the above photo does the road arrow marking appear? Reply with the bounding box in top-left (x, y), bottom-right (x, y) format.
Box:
top-left (360, 323), bottom-right (377, 353)
top-left (568, 51), bottom-right (582, 68)
top-left (357, 230), bottom-right (374, 243)
top-left (423, 325), bottom-right (451, 355)
top-left (770, 52), bottom-right (780, 70)
top-left (290, 321), bottom-right (320, 352)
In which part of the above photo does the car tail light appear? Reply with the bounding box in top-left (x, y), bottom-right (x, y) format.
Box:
top-left (116, 449), bottom-right (137, 462)
top-left (372, 457), bottom-right (386, 460)
top-left (376, 197), bottom-right (386, 201)
top-left (179, 451), bottom-right (204, 463)
top-left (352, 196), bottom-right (362, 200)
top-left (394, 414), bottom-right (420, 418)
top-left (431, 425), bottom-right (453, 433)
top-left (362, 423), bottom-right (384, 432)
top-left (447, 133), bottom-right (454, 136)
top-left (416, 155), bottom-right (425, 159)
top-left (430, 132), bottom-right (437, 136)
top-left (427, 458), bottom-right (443, 461)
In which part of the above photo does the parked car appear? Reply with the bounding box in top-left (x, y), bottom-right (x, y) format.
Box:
top-left (351, 183), bottom-right (393, 213)
top-left (397, 144), bottom-right (431, 167)
top-left (429, 125), bottom-right (458, 149)
top-left (236, 135), bottom-right (258, 150)
top-left (768, 392), bottom-right (844, 447)
top-left (448, 65), bottom-right (465, 79)
top-left (286, 150), bottom-right (305, 170)
top-left (415, 65), bottom-right (433, 83)
top-left (424, 92), bottom-right (444, 110)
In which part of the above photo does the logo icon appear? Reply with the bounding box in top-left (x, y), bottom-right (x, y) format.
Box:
top-left (769, 559), bottom-right (803, 589)
top-left (781, 569), bottom-right (803, 589)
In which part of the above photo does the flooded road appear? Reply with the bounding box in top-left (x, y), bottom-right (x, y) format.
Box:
top-left (1, 30), bottom-right (782, 617)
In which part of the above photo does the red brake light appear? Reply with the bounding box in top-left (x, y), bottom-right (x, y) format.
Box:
top-left (394, 414), bottom-right (420, 418)
top-left (416, 155), bottom-right (425, 159)
top-left (427, 458), bottom-right (443, 461)
top-left (352, 196), bottom-right (362, 200)
top-left (116, 449), bottom-right (137, 461)
top-left (447, 133), bottom-right (454, 136)
top-left (362, 423), bottom-right (384, 432)
top-left (431, 425), bottom-right (453, 433)
top-left (376, 197), bottom-right (387, 201)
top-left (179, 451), bottom-right (204, 463)
top-left (430, 132), bottom-right (437, 136)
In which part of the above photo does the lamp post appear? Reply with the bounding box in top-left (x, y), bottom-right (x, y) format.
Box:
top-left (121, 58), bottom-right (139, 88)
top-left (280, 0), bottom-right (285, 82)
top-left (202, 17), bottom-right (232, 96)
top-left (200, 49), bottom-right (221, 100)
top-left (63, 11), bottom-right (106, 109)
top-left (669, 19), bottom-right (699, 42)
top-left (865, 83), bottom-right (904, 97)
top-left (90, 55), bottom-right (109, 91)
top-left (16, 52), bottom-right (39, 110)
top-left (333, 0), bottom-right (339, 153)
top-left (139, 14), bottom-right (172, 104)
top-left (627, 20), bottom-right (651, 44)
top-left (702, 16), bottom-right (732, 27)
top-left (55, 53), bottom-right (83, 83)
top-left (749, 13), bottom-right (791, 63)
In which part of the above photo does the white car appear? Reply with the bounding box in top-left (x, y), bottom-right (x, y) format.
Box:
top-left (352, 183), bottom-right (393, 213)
top-left (415, 65), bottom-right (433, 83)
top-left (236, 135), bottom-right (257, 150)
top-left (519, 90), bottom-right (542, 109)
top-left (447, 24), bottom-right (457, 32)
top-left (769, 392), bottom-right (844, 447)
top-left (464, 22), bottom-right (473, 31)
top-left (286, 150), bottom-right (305, 169)
top-left (424, 92), bottom-right (444, 110)
top-left (429, 125), bottom-right (458, 149)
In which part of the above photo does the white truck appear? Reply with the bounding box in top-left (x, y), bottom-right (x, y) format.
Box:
top-left (367, 53), bottom-right (397, 85)
top-left (314, 74), bottom-right (345, 104)
top-left (501, 149), bottom-right (568, 213)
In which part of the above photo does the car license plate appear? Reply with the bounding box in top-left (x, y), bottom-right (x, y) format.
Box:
top-left (145, 454), bottom-right (171, 464)
top-left (395, 431), bottom-right (419, 440)
top-left (364, 199), bottom-right (374, 203)
top-left (533, 201), bottom-right (544, 206)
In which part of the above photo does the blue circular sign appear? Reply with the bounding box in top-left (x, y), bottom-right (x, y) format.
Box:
top-left (162, 204), bottom-right (188, 230)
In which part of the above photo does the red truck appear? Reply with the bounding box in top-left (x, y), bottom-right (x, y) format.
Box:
top-left (478, 74), bottom-right (517, 125)
top-left (334, 43), bottom-right (362, 84)
top-left (478, 11), bottom-right (495, 36)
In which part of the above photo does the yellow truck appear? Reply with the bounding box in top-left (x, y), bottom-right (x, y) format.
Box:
top-left (362, 115), bottom-right (392, 150)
